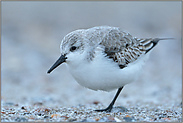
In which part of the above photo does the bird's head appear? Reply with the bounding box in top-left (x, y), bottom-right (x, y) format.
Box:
top-left (47, 29), bottom-right (86, 74)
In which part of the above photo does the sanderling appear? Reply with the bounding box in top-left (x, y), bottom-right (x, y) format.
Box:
top-left (47, 26), bottom-right (172, 112)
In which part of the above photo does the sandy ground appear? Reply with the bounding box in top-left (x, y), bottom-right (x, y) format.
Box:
top-left (1, 1), bottom-right (182, 122)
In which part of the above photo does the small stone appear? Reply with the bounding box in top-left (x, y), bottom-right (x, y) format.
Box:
top-left (37, 113), bottom-right (42, 116)
top-left (44, 116), bottom-right (49, 118)
top-left (1, 112), bottom-right (6, 114)
top-left (15, 117), bottom-right (28, 122)
top-left (23, 112), bottom-right (30, 115)
top-left (107, 116), bottom-right (116, 122)
top-left (44, 108), bottom-right (50, 112)
top-left (51, 114), bottom-right (61, 118)
top-left (34, 102), bottom-right (43, 106)
top-left (125, 115), bottom-right (131, 117)
top-left (61, 116), bottom-right (69, 119)
top-left (68, 118), bottom-right (77, 122)
top-left (95, 118), bottom-right (100, 121)
top-left (112, 106), bottom-right (128, 112)
top-left (123, 116), bottom-right (136, 122)
top-left (114, 117), bottom-right (122, 122)
top-left (162, 117), bottom-right (171, 121)
top-left (21, 106), bottom-right (26, 110)
top-left (93, 101), bottom-right (100, 105)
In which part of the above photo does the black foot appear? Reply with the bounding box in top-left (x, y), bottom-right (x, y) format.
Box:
top-left (94, 106), bottom-right (113, 112)
top-left (94, 87), bottom-right (124, 113)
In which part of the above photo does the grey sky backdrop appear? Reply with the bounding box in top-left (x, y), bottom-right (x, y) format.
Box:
top-left (1, 1), bottom-right (182, 107)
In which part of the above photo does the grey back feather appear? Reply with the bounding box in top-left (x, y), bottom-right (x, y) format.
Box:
top-left (98, 27), bottom-right (173, 69)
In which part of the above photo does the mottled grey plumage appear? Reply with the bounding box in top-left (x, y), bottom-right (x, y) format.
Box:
top-left (60, 26), bottom-right (172, 69)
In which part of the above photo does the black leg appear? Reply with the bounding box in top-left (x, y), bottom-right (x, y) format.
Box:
top-left (95, 86), bottom-right (124, 112)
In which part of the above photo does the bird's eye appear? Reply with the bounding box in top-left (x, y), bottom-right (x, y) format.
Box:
top-left (70, 46), bottom-right (77, 52)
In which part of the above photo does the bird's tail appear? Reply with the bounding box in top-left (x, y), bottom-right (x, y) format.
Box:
top-left (135, 38), bottom-right (174, 54)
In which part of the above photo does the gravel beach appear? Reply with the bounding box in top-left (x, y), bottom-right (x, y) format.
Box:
top-left (1, 101), bottom-right (182, 122)
top-left (1, 1), bottom-right (182, 122)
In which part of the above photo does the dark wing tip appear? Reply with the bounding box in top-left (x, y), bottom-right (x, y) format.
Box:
top-left (145, 38), bottom-right (174, 54)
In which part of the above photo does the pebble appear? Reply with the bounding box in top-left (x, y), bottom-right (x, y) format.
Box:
top-left (14, 117), bottom-right (28, 122)
top-left (123, 116), bottom-right (135, 122)
top-left (1, 102), bottom-right (182, 122)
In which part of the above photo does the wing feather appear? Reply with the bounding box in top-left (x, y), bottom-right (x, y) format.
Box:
top-left (98, 27), bottom-right (172, 69)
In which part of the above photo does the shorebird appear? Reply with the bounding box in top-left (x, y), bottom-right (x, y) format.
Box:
top-left (47, 26), bottom-right (172, 112)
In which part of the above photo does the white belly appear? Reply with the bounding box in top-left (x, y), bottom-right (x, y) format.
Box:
top-left (66, 52), bottom-right (150, 92)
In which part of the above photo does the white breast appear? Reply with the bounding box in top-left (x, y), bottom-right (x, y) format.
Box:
top-left (66, 50), bottom-right (150, 92)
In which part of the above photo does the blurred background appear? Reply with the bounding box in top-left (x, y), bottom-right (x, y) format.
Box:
top-left (1, 1), bottom-right (182, 107)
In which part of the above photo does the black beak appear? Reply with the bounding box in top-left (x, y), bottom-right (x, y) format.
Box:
top-left (47, 55), bottom-right (67, 74)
